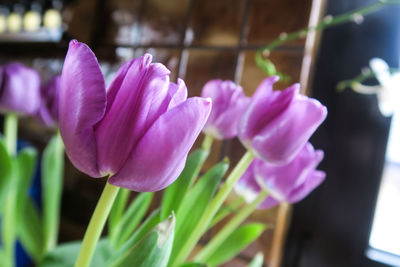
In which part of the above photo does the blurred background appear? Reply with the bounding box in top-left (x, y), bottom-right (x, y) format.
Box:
top-left (0, 0), bottom-right (399, 266)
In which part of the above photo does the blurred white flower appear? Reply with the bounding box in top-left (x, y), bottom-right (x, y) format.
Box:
top-left (352, 58), bottom-right (400, 116)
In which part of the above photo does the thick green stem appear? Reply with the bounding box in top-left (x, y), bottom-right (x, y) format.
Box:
top-left (2, 114), bottom-right (18, 267)
top-left (170, 151), bottom-right (254, 267)
top-left (4, 114), bottom-right (18, 155)
top-left (74, 182), bottom-right (120, 267)
top-left (195, 190), bottom-right (268, 262)
top-left (201, 134), bottom-right (214, 151)
top-left (209, 197), bottom-right (244, 229)
top-left (3, 172), bottom-right (16, 267)
top-left (42, 132), bottom-right (65, 255)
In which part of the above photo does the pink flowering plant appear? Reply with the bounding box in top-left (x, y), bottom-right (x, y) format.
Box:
top-left (4, 2), bottom-right (398, 265)
top-left (0, 63), bottom-right (64, 267)
top-left (0, 39), bottom-right (322, 267)
top-left (24, 2), bottom-right (400, 265)
top-left (0, 38), bottom-right (327, 267)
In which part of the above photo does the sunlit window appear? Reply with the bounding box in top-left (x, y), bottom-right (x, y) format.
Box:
top-left (368, 111), bottom-right (400, 265)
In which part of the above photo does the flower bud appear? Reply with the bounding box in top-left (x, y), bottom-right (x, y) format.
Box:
top-left (235, 143), bottom-right (325, 209)
top-left (59, 40), bottom-right (211, 192)
top-left (238, 76), bottom-right (327, 165)
top-left (201, 80), bottom-right (249, 139)
top-left (0, 63), bottom-right (41, 115)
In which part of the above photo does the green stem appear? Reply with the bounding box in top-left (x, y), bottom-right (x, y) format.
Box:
top-left (337, 67), bottom-right (400, 92)
top-left (256, 0), bottom-right (400, 76)
top-left (2, 114), bottom-right (18, 267)
top-left (194, 190), bottom-right (268, 262)
top-left (74, 182), bottom-right (120, 267)
top-left (201, 134), bottom-right (214, 151)
top-left (209, 197), bottom-right (244, 229)
top-left (42, 132), bottom-right (65, 255)
top-left (170, 151), bottom-right (254, 267)
top-left (4, 113), bottom-right (18, 155)
top-left (3, 172), bottom-right (16, 267)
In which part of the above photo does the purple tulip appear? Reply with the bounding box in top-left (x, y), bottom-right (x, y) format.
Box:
top-left (234, 142), bottom-right (325, 209)
top-left (37, 75), bottom-right (61, 127)
top-left (59, 40), bottom-right (211, 192)
top-left (201, 80), bottom-right (250, 139)
top-left (238, 76), bottom-right (327, 165)
top-left (0, 63), bottom-right (41, 115)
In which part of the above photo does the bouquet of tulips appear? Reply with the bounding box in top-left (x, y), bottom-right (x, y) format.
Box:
top-left (0, 40), bottom-right (327, 267)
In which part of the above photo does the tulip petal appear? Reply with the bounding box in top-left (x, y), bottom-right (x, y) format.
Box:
top-left (167, 78), bottom-right (188, 110)
top-left (252, 75), bottom-right (279, 99)
top-left (202, 80), bottom-right (249, 139)
top-left (255, 143), bottom-right (324, 198)
top-left (258, 196), bottom-right (279, 210)
top-left (201, 80), bottom-right (226, 123)
top-left (46, 75), bottom-right (61, 121)
top-left (104, 60), bottom-right (135, 114)
top-left (287, 170), bottom-right (326, 203)
top-left (234, 161), bottom-right (260, 203)
top-left (95, 54), bottom-right (171, 174)
top-left (37, 75), bottom-right (61, 126)
top-left (201, 80), bottom-right (223, 101)
top-left (238, 80), bottom-right (296, 147)
top-left (212, 95), bottom-right (250, 139)
top-left (251, 93), bottom-right (327, 165)
top-left (59, 40), bottom-right (106, 177)
top-left (236, 166), bottom-right (280, 210)
top-left (109, 97), bottom-right (212, 192)
top-left (36, 102), bottom-right (55, 127)
top-left (201, 80), bottom-right (241, 124)
top-left (0, 63), bottom-right (41, 115)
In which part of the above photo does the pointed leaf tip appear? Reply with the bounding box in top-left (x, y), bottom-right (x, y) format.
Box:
top-left (156, 213), bottom-right (175, 248)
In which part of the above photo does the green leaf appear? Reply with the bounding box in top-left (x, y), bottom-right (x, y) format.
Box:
top-left (18, 200), bottom-right (44, 262)
top-left (106, 209), bottom-right (161, 265)
top-left (42, 134), bottom-right (64, 253)
top-left (255, 52), bottom-right (291, 82)
top-left (0, 137), bottom-right (12, 210)
top-left (170, 160), bottom-right (229, 263)
top-left (0, 249), bottom-right (11, 267)
top-left (15, 147), bottom-right (37, 223)
top-left (109, 188), bottom-right (130, 235)
top-left (255, 54), bottom-right (277, 75)
top-left (112, 192), bottom-right (153, 248)
top-left (40, 239), bottom-right (112, 267)
top-left (180, 263), bottom-right (208, 267)
top-left (248, 252), bottom-right (264, 267)
top-left (161, 149), bottom-right (209, 220)
top-left (205, 223), bottom-right (266, 267)
top-left (111, 213), bottom-right (175, 267)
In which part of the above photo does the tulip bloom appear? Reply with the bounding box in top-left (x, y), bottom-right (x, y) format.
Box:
top-left (0, 63), bottom-right (41, 115)
top-left (234, 143), bottom-right (325, 209)
top-left (59, 40), bottom-right (211, 192)
top-left (238, 76), bottom-right (327, 165)
top-left (201, 80), bottom-right (249, 139)
top-left (37, 75), bottom-right (60, 126)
